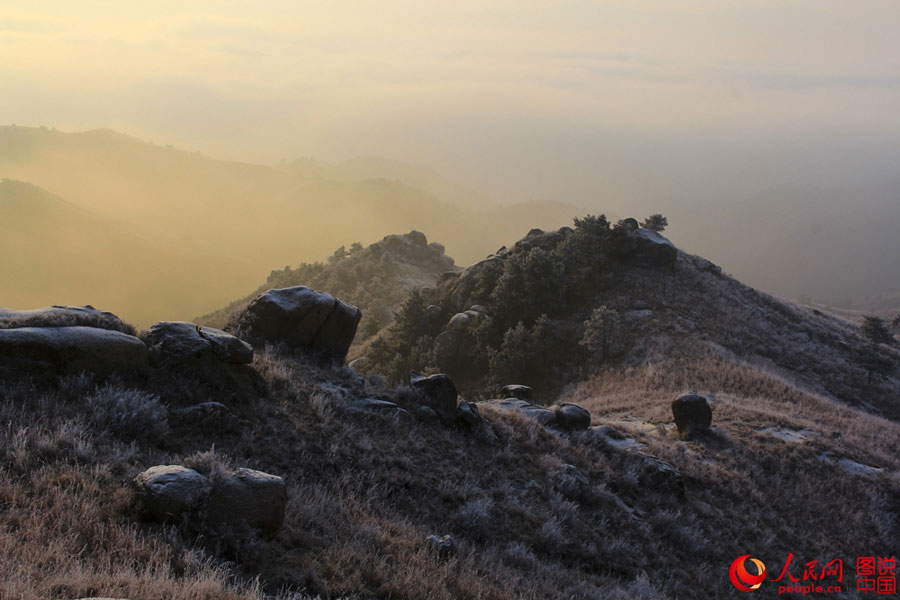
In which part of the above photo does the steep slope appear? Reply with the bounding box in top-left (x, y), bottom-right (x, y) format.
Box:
top-left (363, 216), bottom-right (900, 420)
top-left (197, 230), bottom-right (459, 349)
top-left (0, 179), bottom-right (248, 325)
top-left (0, 125), bottom-right (581, 325)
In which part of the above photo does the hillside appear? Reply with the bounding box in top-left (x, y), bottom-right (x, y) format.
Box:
top-left (0, 125), bottom-right (580, 326)
top-left (1, 219), bottom-right (898, 600)
top-left (363, 216), bottom-right (900, 420)
top-left (197, 230), bottom-right (459, 348)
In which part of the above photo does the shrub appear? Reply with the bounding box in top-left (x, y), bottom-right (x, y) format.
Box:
top-left (641, 214), bottom-right (668, 233)
top-left (86, 383), bottom-right (168, 443)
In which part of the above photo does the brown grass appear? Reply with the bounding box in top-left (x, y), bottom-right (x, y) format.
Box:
top-left (1, 342), bottom-right (897, 599)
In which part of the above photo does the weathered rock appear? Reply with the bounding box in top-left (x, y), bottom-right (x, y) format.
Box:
top-left (425, 534), bottom-right (457, 561)
top-left (145, 321), bottom-right (253, 365)
top-left (500, 384), bottom-right (532, 401)
top-left (0, 326), bottom-right (148, 376)
top-left (552, 403), bottom-right (592, 431)
top-left (410, 372), bottom-right (458, 425)
top-left (671, 394), bottom-right (712, 436)
top-left (634, 229), bottom-right (678, 268)
top-left (0, 304), bottom-right (133, 334)
top-left (134, 465), bottom-right (208, 522)
top-left (237, 286), bottom-right (361, 362)
top-left (203, 468), bottom-right (287, 537)
top-left (490, 398), bottom-right (556, 427)
top-left (457, 401), bottom-right (483, 429)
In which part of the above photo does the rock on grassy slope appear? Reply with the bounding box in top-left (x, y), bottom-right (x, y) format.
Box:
top-left (1, 218), bottom-right (898, 600)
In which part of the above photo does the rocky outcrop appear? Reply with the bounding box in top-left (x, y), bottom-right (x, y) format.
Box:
top-left (434, 306), bottom-right (491, 372)
top-left (134, 465), bottom-right (287, 537)
top-left (0, 326), bottom-right (148, 377)
top-left (491, 398), bottom-right (557, 426)
top-left (671, 394), bottom-right (712, 436)
top-left (410, 372), bottom-right (459, 425)
top-left (236, 286), bottom-right (361, 362)
top-left (487, 399), bottom-right (592, 432)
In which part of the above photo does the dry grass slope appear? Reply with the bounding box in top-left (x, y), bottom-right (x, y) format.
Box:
top-left (1, 338), bottom-right (897, 599)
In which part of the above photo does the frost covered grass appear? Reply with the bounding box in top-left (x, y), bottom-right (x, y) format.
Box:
top-left (0, 341), bottom-right (897, 599)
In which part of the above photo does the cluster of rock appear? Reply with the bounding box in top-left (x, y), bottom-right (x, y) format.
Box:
top-left (482, 385), bottom-right (592, 432)
top-left (134, 464), bottom-right (287, 537)
top-left (0, 286), bottom-right (363, 384)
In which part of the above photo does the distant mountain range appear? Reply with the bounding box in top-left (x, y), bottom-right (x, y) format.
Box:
top-left (0, 125), bottom-right (581, 326)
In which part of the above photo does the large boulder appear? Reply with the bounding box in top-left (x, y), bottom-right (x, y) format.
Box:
top-left (134, 465), bottom-right (208, 522)
top-left (145, 321), bottom-right (253, 365)
top-left (410, 372), bottom-right (458, 425)
top-left (0, 326), bottom-right (148, 376)
top-left (552, 403), bottom-right (592, 431)
top-left (237, 286), bottom-right (361, 362)
top-left (203, 468), bottom-right (287, 537)
top-left (671, 394), bottom-right (712, 436)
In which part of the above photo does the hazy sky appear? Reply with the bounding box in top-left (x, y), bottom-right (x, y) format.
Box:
top-left (3, 1), bottom-right (900, 301)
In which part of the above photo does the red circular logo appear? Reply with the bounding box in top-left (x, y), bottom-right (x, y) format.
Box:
top-left (730, 555), bottom-right (767, 592)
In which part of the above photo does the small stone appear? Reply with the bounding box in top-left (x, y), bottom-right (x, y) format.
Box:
top-left (425, 534), bottom-right (457, 560)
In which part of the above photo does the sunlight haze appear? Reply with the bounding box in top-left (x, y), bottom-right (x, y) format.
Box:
top-left (2, 1), bottom-right (899, 321)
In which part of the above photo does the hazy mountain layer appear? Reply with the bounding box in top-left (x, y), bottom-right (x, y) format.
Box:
top-left (0, 125), bottom-right (579, 326)
top-left (0, 179), bottom-right (250, 325)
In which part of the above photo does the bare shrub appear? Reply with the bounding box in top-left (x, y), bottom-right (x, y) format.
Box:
top-left (86, 383), bottom-right (169, 442)
top-left (452, 497), bottom-right (494, 540)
